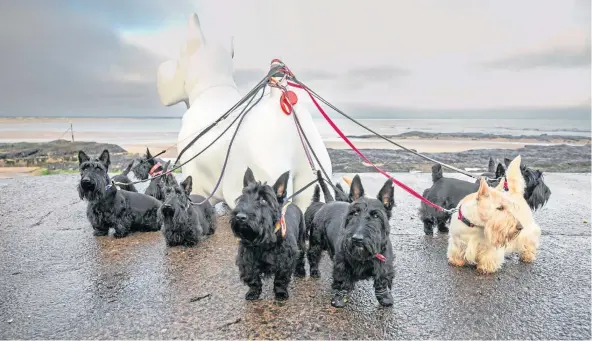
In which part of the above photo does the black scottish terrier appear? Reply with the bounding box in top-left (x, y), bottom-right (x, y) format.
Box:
top-left (308, 175), bottom-right (395, 308)
top-left (501, 157), bottom-right (551, 211)
top-left (111, 160), bottom-right (137, 192)
top-left (303, 171), bottom-right (337, 239)
top-left (77, 149), bottom-right (162, 238)
top-left (158, 175), bottom-right (216, 247)
top-left (145, 160), bottom-right (174, 201)
top-left (132, 148), bottom-right (165, 181)
top-left (420, 157), bottom-right (551, 235)
top-left (230, 168), bottom-right (306, 301)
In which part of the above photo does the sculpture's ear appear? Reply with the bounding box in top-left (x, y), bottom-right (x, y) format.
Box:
top-left (157, 60), bottom-right (188, 107)
top-left (187, 13), bottom-right (206, 47)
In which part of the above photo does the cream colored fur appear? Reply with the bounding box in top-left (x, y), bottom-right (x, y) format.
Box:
top-left (447, 155), bottom-right (541, 273)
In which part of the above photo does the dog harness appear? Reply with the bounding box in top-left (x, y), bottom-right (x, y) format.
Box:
top-left (274, 202), bottom-right (291, 238)
top-left (457, 205), bottom-right (476, 228)
top-left (149, 162), bottom-right (163, 177)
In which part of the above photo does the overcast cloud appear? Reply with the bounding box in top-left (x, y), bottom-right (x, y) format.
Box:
top-left (0, 0), bottom-right (589, 117)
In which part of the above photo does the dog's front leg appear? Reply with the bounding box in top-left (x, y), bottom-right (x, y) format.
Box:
top-left (238, 253), bottom-right (262, 300)
top-left (374, 263), bottom-right (395, 307)
top-left (273, 268), bottom-right (292, 301)
top-left (330, 256), bottom-right (355, 308)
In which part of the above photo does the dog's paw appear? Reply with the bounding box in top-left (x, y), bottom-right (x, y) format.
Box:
top-left (447, 256), bottom-right (466, 268)
top-left (423, 227), bottom-right (434, 235)
top-left (93, 230), bottom-right (109, 237)
top-left (113, 231), bottom-right (129, 239)
top-left (310, 269), bottom-right (321, 279)
top-left (376, 291), bottom-right (394, 307)
top-left (331, 293), bottom-right (349, 308)
top-left (295, 267), bottom-right (306, 278)
top-left (275, 291), bottom-right (289, 301)
top-left (519, 251), bottom-right (536, 263)
top-left (476, 264), bottom-right (498, 275)
top-left (245, 288), bottom-right (261, 300)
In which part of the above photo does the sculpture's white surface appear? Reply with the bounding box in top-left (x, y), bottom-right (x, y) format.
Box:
top-left (157, 13), bottom-right (332, 210)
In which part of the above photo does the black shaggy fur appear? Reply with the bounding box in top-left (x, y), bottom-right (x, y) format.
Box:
top-left (303, 171), bottom-right (335, 240)
top-left (111, 160), bottom-right (137, 192)
top-left (145, 161), bottom-right (173, 201)
top-left (158, 176), bottom-right (216, 247)
top-left (77, 149), bottom-right (162, 238)
top-left (230, 168), bottom-right (306, 301)
top-left (502, 157), bottom-right (551, 211)
top-left (308, 174), bottom-right (395, 308)
top-left (132, 148), bottom-right (165, 181)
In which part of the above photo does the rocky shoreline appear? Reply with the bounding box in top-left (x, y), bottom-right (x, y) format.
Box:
top-left (350, 131), bottom-right (591, 143)
top-left (0, 139), bottom-right (590, 174)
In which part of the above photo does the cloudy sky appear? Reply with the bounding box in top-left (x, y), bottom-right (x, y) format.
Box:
top-left (0, 0), bottom-right (589, 117)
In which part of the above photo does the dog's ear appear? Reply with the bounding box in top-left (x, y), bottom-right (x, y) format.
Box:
top-left (377, 179), bottom-right (394, 212)
top-left (98, 149), bottom-right (111, 169)
top-left (349, 175), bottom-right (364, 201)
top-left (477, 177), bottom-right (489, 199)
top-left (488, 157), bottom-right (495, 173)
top-left (187, 13), bottom-right (206, 49)
top-left (506, 155), bottom-right (525, 196)
top-left (504, 157), bottom-right (512, 168)
top-left (243, 167), bottom-right (256, 187)
top-left (181, 176), bottom-right (193, 194)
top-left (146, 148), bottom-right (152, 159)
top-left (78, 151), bottom-right (90, 164)
top-left (495, 163), bottom-right (506, 178)
top-left (273, 171), bottom-right (290, 201)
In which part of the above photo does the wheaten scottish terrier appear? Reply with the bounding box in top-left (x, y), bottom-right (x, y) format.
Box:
top-left (447, 155), bottom-right (541, 274)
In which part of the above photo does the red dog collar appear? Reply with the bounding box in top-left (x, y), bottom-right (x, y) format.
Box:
top-left (149, 162), bottom-right (162, 177)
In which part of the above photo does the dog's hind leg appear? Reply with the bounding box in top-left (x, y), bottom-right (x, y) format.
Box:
top-left (422, 219), bottom-right (434, 235)
top-left (307, 222), bottom-right (323, 278)
top-left (273, 268), bottom-right (293, 301)
top-left (295, 217), bottom-right (307, 277)
top-left (437, 216), bottom-right (449, 233)
top-left (113, 222), bottom-right (131, 238)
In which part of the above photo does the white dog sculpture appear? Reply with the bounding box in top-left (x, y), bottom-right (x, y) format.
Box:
top-left (156, 13), bottom-right (332, 211)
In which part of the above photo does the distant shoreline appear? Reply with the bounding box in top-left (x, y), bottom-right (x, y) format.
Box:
top-left (0, 140), bottom-right (589, 178)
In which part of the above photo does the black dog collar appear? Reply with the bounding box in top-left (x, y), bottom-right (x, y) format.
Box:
top-left (457, 205), bottom-right (477, 228)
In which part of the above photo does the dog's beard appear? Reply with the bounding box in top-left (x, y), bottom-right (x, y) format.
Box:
top-left (158, 205), bottom-right (190, 231)
top-left (484, 214), bottom-right (521, 248)
top-left (230, 214), bottom-right (276, 246)
top-left (132, 164), bottom-right (150, 181)
top-left (525, 181), bottom-right (551, 211)
top-left (77, 177), bottom-right (108, 201)
top-left (344, 236), bottom-right (381, 261)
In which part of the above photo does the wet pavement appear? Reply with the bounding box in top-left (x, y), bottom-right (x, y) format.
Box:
top-left (0, 172), bottom-right (590, 339)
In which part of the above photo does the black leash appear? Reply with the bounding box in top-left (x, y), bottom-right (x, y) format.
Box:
top-left (174, 64), bottom-right (284, 166)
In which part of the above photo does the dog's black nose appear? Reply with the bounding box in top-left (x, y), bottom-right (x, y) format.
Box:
top-left (352, 234), bottom-right (364, 245)
top-left (162, 204), bottom-right (174, 215)
top-left (236, 212), bottom-right (248, 222)
top-left (80, 179), bottom-right (93, 189)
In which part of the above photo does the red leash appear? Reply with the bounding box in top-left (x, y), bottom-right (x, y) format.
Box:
top-left (287, 81), bottom-right (446, 212)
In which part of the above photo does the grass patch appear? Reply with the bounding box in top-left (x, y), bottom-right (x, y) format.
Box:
top-left (36, 168), bottom-right (79, 176)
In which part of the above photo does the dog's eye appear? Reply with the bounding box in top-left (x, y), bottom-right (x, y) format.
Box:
top-left (371, 211), bottom-right (379, 218)
top-left (497, 205), bottom-right (504, 211)
top-left (260, 199), bottom-right (267, 205)
top-left (352, 210), bottom-right (359, 216)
